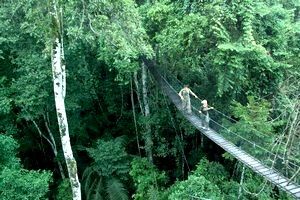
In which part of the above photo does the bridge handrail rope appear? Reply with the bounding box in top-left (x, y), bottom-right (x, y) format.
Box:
top-left (157, 69), bottom-right (269, 150)
top-left (145, 60), bottom-right (300, 197)
top-left (162, 70), bottom-right (299, 166)
top-left (154, 65), bottom-right (300, 172)
top-left (207, 116), bottom-right (300, 169)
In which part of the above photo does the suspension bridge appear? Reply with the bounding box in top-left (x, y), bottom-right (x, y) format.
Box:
top-left (143, 58), bottom-right (300, 199)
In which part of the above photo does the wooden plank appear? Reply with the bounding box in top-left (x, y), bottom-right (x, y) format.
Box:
top-left (245, 159), bottom-right (260, 165)
top-left (246, 162), bottom-right (261, 169)
top-left (228, 148), bottom-right (243, 155)
top-left (285, 184), bottom-right (298, 190)
top-left (240, 158), bottom-right (258, 165)
top-left (231, 149), bottom-right (246, 155)
top-left (243, 157), bottom-right (259, 163)
top-left (259, 168), bottom-right (272, 177)
top-left (267, 173), bottom-right (280, 179)
top-left (254, 165), bottom-right (267, 170)
top-left (278, 180), bottom-right (289, 186)
top-left (218, 141), bottom-right (229, 146)
top-left (294, 192), bottom-right (300, 198)
top-left (266, 169), bottom-right (277, 177)
top-left (279, 178), bottom-right (288, 184)
top-left (290, 187), bottom-right (300, 194)
top-left (227, 147), bottom-right (242, 154)
top-left (221, 145), bottom-right (235, 151)
top-left (251, 163), bottom-right (262, 168)
top-left (258, 168), bottom-right (270, 173)
top-left (261, 170), bottom-right (276, 176)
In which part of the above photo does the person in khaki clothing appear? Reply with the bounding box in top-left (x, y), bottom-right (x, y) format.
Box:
top-left (178, 85), bottom-right (199, 114)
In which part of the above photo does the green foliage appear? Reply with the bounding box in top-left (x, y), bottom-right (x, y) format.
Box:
top-left (193, 158), bottom-right (230, 186)
top-left (0, 77), bottom-right (12, 115)
top-left (55, 179), bottom-right (72, 200)
top-left (140, 0), bottom-right (173, 38)
top-left (0, 135), bottom-right (52, 200)
top-left (168, 175), bottom-right (222, 200)
top-left (238, 167), bottom-right (273, 200)
top-left (0, 135), bottom-right (20, 170)
top-left (86, 137), bottom-right (130, 178)
top-left (151, 0), bottom-right (296, 100)
top-left (11, 51), bottom-right (52, 118)
top-left (1, 0), bottom-right (299, 199)
top-left (229, 96), bottom-right (274, 154)
top-left (0, 168), bottom-right (52, 200)
top-left (192, 158), bottom-right (240, 199)
top-left (83, 138), bottom-right (130, 200)
top-left (64, 0), bottom-right (153, 81)
top-left (130, 157), bottom-right (167, 200)
top-left (106, 177), bottom-right (128, 200)
top-left (232, 96), bottom-right (273, 135)
top-left (156, 12), bottom-right (208, 72)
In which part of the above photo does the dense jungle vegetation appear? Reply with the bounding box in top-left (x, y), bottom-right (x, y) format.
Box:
top-left (0, 0), bottom-right (299, 199)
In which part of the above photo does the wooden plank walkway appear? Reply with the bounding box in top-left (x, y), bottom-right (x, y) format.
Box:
top-left (145, 60), bottom-right (300, 199)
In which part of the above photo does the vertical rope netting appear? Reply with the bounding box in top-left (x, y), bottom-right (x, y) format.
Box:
top-left (161, 89), bottom-right (191, 172)
top-left (130, 76), bottom-right (141, 157)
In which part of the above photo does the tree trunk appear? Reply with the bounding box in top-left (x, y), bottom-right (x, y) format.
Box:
top-left (238, 163), bottom-right (245, 200)
top-left (130, 76), bottom-right (141, 156)
top-left (142, 63), bottom-right (153, 163)
top-left (51, 1), bottom-right (81, 199)
top-left (133, 71), bottom-right (144, 115)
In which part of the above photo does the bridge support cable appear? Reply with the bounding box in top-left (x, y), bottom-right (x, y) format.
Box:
top-left (142, 58), bottom-right (300, 199)
top-left (147, 59), bottom-right (300, 183)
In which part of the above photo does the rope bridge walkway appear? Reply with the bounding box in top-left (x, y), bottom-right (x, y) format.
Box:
top-left (143, 59), bottom-right (300, 199)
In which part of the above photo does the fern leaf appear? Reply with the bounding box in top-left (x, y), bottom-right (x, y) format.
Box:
top-left (105, 177), bottom-right (128, 200)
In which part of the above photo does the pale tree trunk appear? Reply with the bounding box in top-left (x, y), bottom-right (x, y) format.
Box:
top-left (130, 76), bottom-right (141, 156)
top-left (133, 71), bottom-right (144, 115)
top-left (51, 1), bottom-right (81, 199)
top-left (142, 63), bottom-right (153, 163)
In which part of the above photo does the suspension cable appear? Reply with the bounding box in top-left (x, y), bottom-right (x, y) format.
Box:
top-left (152, 66), bottom-right (300, 170)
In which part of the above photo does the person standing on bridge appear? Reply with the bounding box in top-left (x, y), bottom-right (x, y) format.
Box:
top-left (199, 99), bottom-right (214, 130)
top-left (178, 85), bottom-right (199, 114)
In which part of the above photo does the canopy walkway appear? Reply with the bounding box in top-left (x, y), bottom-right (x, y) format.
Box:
top-left (144, 59), bottom-right (300, 199)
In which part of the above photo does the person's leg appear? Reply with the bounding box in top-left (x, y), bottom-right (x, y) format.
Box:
top-left (182, 99), bottom-right (187, 111)
top-left (205, 114), bottom-right (209, 129)
top-left (187, 99), bottom-right (192, 113)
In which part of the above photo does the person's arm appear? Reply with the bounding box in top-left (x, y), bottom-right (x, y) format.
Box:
top-left (204, 106), bottom-right (214, 111)
top-left (189, 89), bottom-right (199, 99)
top-left (178, 89), bottom-right (184, 100)
top-left (199, 106), bottom-right (203, 113)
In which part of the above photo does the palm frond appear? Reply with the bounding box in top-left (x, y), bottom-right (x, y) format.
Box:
top-left (87, 178), bottom-right (98, 200)
top-left (105, 177), bottom-right (128, 200)
top-left (115, 135), bottom-right (128, 146)
top-left (82, 166), bottom-right (95, 196)
top-left (94, 178), bottom-right (104, 200)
